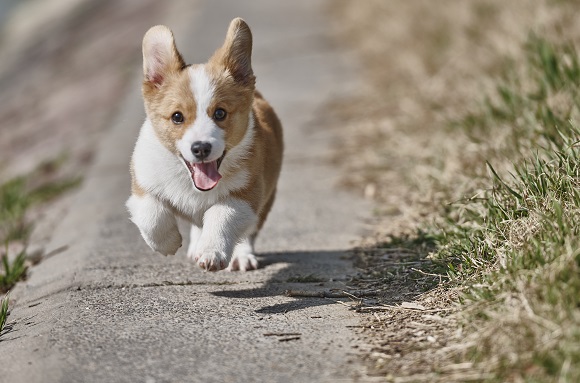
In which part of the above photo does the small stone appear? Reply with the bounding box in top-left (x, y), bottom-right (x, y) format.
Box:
top-left (26, 244), bottom-right (45, 265)
top-left (364, 183), bottom-right (376, 199)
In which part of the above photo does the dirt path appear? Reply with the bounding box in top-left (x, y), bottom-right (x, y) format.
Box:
top-left (1, 1), bottom-right (373, 382)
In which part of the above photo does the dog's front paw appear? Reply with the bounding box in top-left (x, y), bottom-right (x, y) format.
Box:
top-left (228, 252), bottom-right (258, 272)
top-left (143, 230), bottom-right (182, 256)
top-left (195, 250), bottom-right (228, 271)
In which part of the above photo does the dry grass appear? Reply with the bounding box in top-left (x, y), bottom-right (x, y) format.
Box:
top-left (329, 0), bottom-right (580, 381)
top-left (329, 0), bottom-right (580, 227)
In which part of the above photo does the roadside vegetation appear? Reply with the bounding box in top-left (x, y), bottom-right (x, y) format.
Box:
top-left (0, 294), bottom-right (9, 337)
top-left (0, 157), bottom-right (81, 243)
top-left (433, 36), bottom-right (580, 382)
top-left (331, 1), bottom-right (580, 381)
top-left (0, 157), bottom-right (81, 338)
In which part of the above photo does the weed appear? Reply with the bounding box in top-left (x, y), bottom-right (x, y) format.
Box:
top-left (0, 249), bottom-right (27, 294)
top-left (0, 294), bottom-right (8, 337)
top-left (0, 156), bottom-right (81, 338)
top-left (0, 172), bottom-right (81, 241)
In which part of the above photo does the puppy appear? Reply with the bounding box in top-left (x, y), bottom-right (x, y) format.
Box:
top-left (126, 18), bottom-right (283, 271)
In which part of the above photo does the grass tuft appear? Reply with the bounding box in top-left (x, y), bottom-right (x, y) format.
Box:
top-left (0, 173), bottom-right (81, 242)
top-left (0, 294), bottom-right (9, 337)
top-left (0, 156), bottom-right (81, 338)
top-left (427, 36), bottom-right (580, 381)
top-left (0, 249), bottom-right (28, 294)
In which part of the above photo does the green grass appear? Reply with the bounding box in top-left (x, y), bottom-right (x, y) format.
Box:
top-left (428, 36), bottom-right (580, 381)
top-left (0, 249), bottom-right (27, 294)
top-left (0, 156), bottom-right (81, 292)
top-left (0, 161), bottom-right (82, 241)
top-left (0, 157), bottom-right (82, 338)
top-left (0, 294), bottom-right (9, 337)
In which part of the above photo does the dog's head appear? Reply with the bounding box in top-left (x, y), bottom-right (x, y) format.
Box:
top-left (141, 18), bottom-right (255, 191)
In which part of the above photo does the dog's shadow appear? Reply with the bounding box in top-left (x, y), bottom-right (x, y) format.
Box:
top-left (211, 250), bottom-right (356, 314)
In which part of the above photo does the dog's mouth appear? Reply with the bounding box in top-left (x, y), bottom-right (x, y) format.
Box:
top-left (182, 152), bottom-right (226, 191)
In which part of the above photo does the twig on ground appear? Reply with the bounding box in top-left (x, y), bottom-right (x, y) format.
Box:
top-left (410, 267), bottom-right (449, 279)
top-left (278, 336), bottom-right (301, 342)
top-left (284, 289), bottom-right (378, 298)
top-left (44, 245), bottom-right (69, 259)
top-left (356, 304), bottom-right (454, 313)
top-left (361, 247), bottom-right (418, 254)
top-left (335, 300), bottom-right (354, 308)
top-left (263, 332), bottom-right (301, 337)
top-left (262, 332), bottom-right (302, 342)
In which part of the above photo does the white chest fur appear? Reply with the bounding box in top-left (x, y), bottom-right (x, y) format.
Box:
top-left (131, 119), bottom-right (253, 225)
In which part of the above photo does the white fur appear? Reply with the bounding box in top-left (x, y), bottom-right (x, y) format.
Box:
top-left (186, 225), bottom-right (202, 259)
top-left (176, 66), bottom-right (226, 163)
top-left (131, 117), bottom-right (254, 222)
top-left (194, 198), bottom-right (258, 271)
top-left (188, 213), bottom-right (258, 271)
top-left (228, 237), bottom-right (258, 271)
top-left (126, 193), bottom-right (182, 255)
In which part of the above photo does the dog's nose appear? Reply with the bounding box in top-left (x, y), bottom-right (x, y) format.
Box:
top-left (191, 141), bottom-right (212, 160)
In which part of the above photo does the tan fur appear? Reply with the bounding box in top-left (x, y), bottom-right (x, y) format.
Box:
top-left (208, 18), bottom-right (255, 86)
top-left (231, 91), bottom-right (283, 228)
top-left (206, 67), bottom-right (254, 148)
top-left (143, 69), bottom-right (197, 153)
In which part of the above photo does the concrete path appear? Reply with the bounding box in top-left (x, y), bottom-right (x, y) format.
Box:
top-left (2, 1), bottom-right (370, 382)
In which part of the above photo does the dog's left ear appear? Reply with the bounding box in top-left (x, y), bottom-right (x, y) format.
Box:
top-left (212, 18), bottom-right (255, 85)
top-left (142, 25), bottom-right (185, 87)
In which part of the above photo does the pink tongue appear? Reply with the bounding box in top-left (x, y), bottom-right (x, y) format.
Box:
top-left (192, 161), bottom-right (222, 191)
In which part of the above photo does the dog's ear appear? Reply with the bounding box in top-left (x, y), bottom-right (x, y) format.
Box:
top-left (142, 25), bottom-right (185, 87)
top-left (212, 18), bottom-right (254, 85)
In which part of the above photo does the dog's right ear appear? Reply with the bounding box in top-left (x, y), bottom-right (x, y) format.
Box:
top-left (142, 25), bottom-right (185, 87)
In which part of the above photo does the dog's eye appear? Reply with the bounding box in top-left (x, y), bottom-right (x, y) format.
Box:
top-left (213, 108), bottom-right (227, 121)
top-left (171, 112), bottom-right (184, 124)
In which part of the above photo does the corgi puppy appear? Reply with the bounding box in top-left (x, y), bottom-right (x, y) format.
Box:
top-left (126, 18), bottom-right (283, 271)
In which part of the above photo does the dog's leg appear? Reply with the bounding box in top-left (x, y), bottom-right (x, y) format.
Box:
top-left (194, 199), bottom-right (257, 271)
top-left (228, 235), bottom-right (258, 271)
top-left (126, 194), bottom-right (182, 255)
top-left (186, 225), bottom-right (202, 260)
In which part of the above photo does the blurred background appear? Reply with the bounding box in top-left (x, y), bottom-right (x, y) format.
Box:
top-left (1, 1), bottom-right (580, 380)
top-left (0, 0), bottom-right (181, 259)
top-left (1, 0), bottom-right (576, 205)
top-left (0, 0), bottom-right (165, 180)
